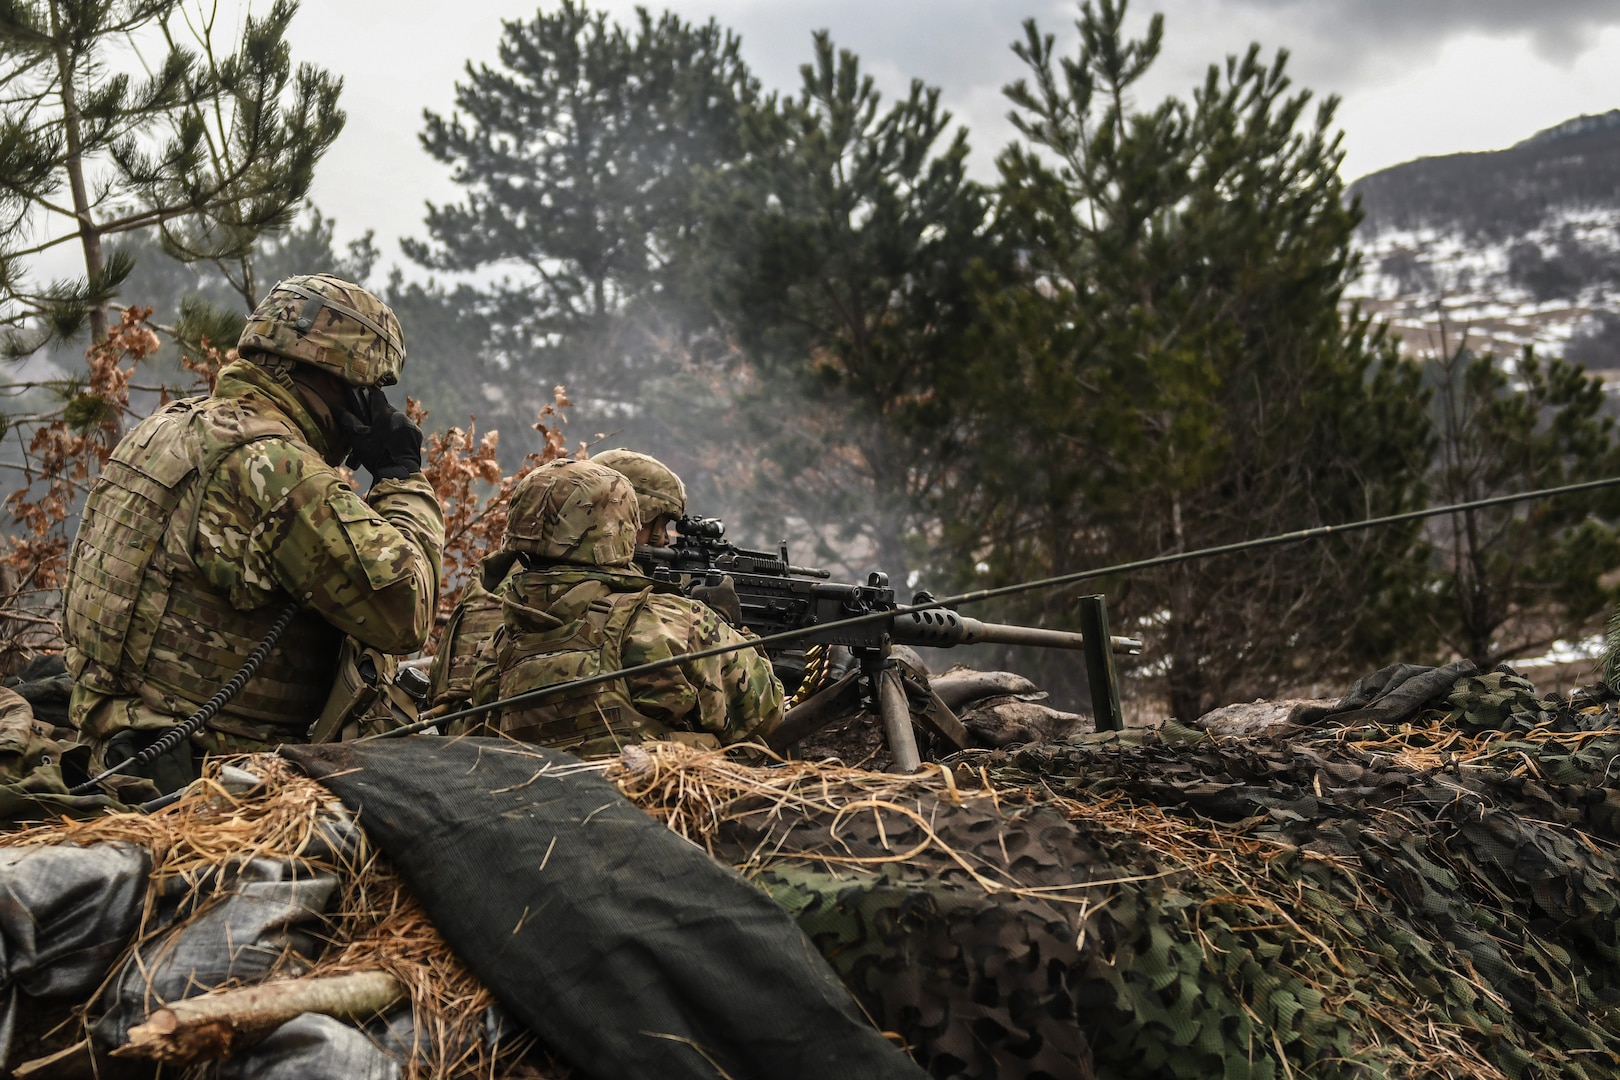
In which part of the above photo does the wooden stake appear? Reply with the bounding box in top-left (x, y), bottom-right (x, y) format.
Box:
top-left (113, 971), bottom-right (403, 1064)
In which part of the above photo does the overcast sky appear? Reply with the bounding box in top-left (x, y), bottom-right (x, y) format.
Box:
top-left (51, 1), bottom-right (1620, 279)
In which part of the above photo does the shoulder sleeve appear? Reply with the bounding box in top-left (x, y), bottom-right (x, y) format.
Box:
top-left (196, 440), bottom-right (445, 653)
top-left (625, 596), bottom-right (784, 743)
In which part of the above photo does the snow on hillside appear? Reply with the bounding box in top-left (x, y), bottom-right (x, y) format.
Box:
top-left (1347, 206), bottom-right (1620, 381)
top-left (1345, 113), bottom-right (1620, 387)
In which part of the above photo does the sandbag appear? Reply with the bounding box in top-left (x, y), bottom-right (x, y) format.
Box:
top-left (218, 1012), bottom-right (401, 1080)
top-left (0, 842), bottom-right (150, 1000)
top-left (93, 855), bottom-right (340, 1047)
top-left (0, 842), bottom-right (150, 1071)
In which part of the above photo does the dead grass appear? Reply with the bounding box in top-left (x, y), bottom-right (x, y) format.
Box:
top-left (606, 739), bottom-right (1515, 1080)
top-left (7, 732), bottom-right (1598, 1079)
top-left (0, 755), bottom-right (546, 1079)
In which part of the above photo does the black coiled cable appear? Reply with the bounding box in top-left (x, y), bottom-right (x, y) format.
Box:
top-left (70, 602), bottom-right (300, 796)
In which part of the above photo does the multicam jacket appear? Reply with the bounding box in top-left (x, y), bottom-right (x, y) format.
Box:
top-left (63, 360), bottom-right (445, 751)
top-left (425, 555), bottom-right (519, 715)
top-left (470, 563), bottom-right (783, 757)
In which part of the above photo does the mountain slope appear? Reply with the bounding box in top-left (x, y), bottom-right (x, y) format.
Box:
top-left (1346, 111), bottom-right (1620, 377)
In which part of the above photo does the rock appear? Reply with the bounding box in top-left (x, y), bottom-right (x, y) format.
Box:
top-left (929, 670), bottom-right (1044, 712)
top-left (960, 698), bottom-right (1093, 748)
top-left (1194, 698), bottom-right (1334, 738)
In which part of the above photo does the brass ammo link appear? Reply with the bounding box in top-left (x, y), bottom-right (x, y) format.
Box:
top-left (785, 644), bottom-right (829, 710)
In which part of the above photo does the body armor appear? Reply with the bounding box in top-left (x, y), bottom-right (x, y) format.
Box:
top-left (64, 396), bottom-right (341, 732)
top-left (428, 554), bottom-right (522, 713)
top-left (475, 567), bottom-right (673, 754)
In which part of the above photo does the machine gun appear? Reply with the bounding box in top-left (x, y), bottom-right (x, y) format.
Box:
top-left (637, 516), bottom-right (1143, 770)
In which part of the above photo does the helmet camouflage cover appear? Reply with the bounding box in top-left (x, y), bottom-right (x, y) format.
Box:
top-left (592, 448), bottom-right (687, 523)
top-left (503, 459), bottom-right (641, 567)
top-left (237, 274), bottom-right (406, 387)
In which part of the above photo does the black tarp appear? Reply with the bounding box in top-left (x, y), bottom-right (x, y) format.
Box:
top-left (283, 738), bottom-right (926, 1080)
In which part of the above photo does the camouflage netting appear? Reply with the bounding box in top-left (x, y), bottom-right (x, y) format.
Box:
top-left (609, 664), bottom-right (1620, 1080)
top-left (8, 660), bottom-right (1620, 1079)
top-left (986, 667), bottom-right (1620, 1080)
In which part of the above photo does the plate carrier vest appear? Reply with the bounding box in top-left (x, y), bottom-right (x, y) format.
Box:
top-left (476, 568), bottom-right (674, 754)
top-left (63, 395), bottom-right (341, 732)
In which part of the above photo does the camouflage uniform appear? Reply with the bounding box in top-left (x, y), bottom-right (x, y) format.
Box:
top-left (424, 443), bottom-right (690, 712)
top-left (0, 687), bottom-right (56, 785)
top-left (471, 459), bottom-right (782, 756)
top-left (424, 556), bottom-right (517, 715)
top-left (429, 451), bottom-right (686, 715)
top-left (63, 277), bottom-right (444, 773)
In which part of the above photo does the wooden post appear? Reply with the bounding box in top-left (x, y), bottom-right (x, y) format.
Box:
top-left (1079, 595), bottom-right (1123, 732)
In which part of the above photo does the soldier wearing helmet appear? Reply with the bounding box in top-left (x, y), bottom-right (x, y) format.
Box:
top-left (592, 448), bottom-right (685, 549)
top-left (467, 459), bottom-right (782, 756)
top-left (591, 447), bottom-right (743, 623)
top-left (428, 448), bottom-right (713, 717)
top-left (63, 275), bottom-right (445, 793)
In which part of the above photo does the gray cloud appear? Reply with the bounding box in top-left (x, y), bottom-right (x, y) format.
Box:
top-left (1222, 0), bottom-right (1620, 74)
top-left (282, 0), bottom-right (1620, 269)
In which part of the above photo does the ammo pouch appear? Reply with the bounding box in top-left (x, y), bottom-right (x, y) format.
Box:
top-left (309, 639), bottom-right (418, 743)
top-left (489, 578), bottom-right (669, 753)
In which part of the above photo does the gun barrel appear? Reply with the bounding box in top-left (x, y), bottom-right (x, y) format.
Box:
top-left (892, 610), bottom-right (1142, 654)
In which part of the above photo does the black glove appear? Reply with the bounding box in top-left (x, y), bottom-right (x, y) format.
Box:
top-left (341, 387), bottom-right (423, 481)
top-left (690, 574), bottom-right (743, 627)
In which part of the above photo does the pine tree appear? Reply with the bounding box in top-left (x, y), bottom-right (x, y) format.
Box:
top-left (1426, 342), bottom-right (1620, 668)
top-left (695, 32), bottom-right (996, 585)
top-left (944, 1), bottom-right (1433, 718)
top-left (406, 1), bottom-right (757, 408)
top-left (108, 202), bottom-right (378, 370)
top-left (0, 0), bottom-right (342, 350)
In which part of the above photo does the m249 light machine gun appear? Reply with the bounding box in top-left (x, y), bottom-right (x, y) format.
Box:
top-left (637, 516), bottom-right (1143, 771)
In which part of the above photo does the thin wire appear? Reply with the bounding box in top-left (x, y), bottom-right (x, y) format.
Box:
top-left (370, 474), bottom-right (1620, 741)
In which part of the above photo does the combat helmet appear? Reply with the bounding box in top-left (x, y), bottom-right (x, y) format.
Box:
top-left (503, 459), bottom-right (641, 568)
top-left (592, 448), bottom-right (687, 524)
top-left (237, 274), bottom-right (406, 387)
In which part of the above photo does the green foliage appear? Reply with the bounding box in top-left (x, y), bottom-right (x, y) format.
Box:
top-left (147, 0), bottom-right (345, 291)
top-left (0, 0), bottom-right (343, 350)
top-left (933, 0), bottom-right (1434, 717)
top-left (91, 202), bottom-right (374, 388)
top-left (396, 0), bottom-right (1620, 710)
top-left (694, 31), bottom-right (996, 580)
top-left (407, 0), bottom-right (757, 407)
top-left (1422, 345), bottom-right (1620, 668)
top-left (61, 389), bottom-right (115, 433)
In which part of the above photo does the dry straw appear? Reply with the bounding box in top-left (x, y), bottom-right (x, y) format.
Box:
top-left (606, 739), bottom-right (1521, 1080)
top-left (0, 755), bottom-right (548, 1080)
top-left (9, 726), bottom-right (1603, 1079)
